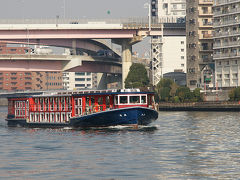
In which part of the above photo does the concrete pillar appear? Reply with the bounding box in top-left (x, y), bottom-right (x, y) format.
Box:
top-left (97, 73), bottom-right (107, 90)
top-left (122, 40), bottom-right (132, 89)
top-left (72, 39), bottom-right (77, 55)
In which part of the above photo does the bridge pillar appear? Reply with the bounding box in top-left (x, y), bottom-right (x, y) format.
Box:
top-left (72, 39), bottom-right (77, 55)
top-left (122, 40), bottom-right (132, 89)
top-left (97, 73), bottom-right (108, 89)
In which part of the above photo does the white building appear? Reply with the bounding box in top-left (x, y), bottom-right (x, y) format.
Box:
top-left (63, 72), bottom-right (97, 90)
top-left (162, 36), bottom-right (186, 74)
top-left (151, 0), bottom-right (187, 80)
top-left (153, 0), bottom-right (186, 17)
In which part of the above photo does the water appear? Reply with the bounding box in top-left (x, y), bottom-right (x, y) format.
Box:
top-left (0, 106), bottom-right (240, 179)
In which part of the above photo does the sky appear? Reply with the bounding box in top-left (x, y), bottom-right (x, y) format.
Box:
top-left (0, 0), bottom-right (149, 19)
top-left (0, 0), bottom-right (151, 56)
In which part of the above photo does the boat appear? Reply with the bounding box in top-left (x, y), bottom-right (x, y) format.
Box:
top-left (5, 89), bottom-right (158, 128)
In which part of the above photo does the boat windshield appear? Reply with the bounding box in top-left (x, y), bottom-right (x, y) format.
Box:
top-left (115, 94), bottom-right (147, 105)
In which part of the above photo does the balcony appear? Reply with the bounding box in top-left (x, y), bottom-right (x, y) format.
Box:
top-left (199, 0), bottom-right (213, 4)
top-left (199, 33), bottom-right (213, 39)
top-left (213, 52), bottom-right (240, 59)
top-left (214, 8), bottom-right (240, 17)
top-left (214, 30), bottom-right (240, 37)
top-left (214, 0), bottom-right (240, 6)
top-left (199, 47), bottom-right (213, 52)
top-left (199, 21), bottom-right (213, 28)
top-left (213, 41), bottom-right (240, 49)
top-left (214, 19), bottom-right (240, 27)
top-left (199, 11), bottom-right (213, 17)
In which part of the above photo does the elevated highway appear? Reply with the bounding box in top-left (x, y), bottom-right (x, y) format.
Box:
top-left (0, 54), bottom-right (121, 73)
top-left (0, 18), bottom-right (185, 87)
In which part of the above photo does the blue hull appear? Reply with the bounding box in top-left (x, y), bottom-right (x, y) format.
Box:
top-left (70, 107), bottom-right (158, 127)
top-left (6, 107), bottom-right (158, 128)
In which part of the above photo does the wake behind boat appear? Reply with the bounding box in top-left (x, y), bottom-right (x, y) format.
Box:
top-left (5, 89), bottom-right (158, 128)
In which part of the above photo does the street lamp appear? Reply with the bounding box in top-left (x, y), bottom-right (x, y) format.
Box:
top-left (144, 2), bottom-right (151, 32)
top-left (63, 0), bottom-right (66, 19)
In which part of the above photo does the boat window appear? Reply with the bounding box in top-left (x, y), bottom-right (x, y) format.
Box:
top-left (50, 98), bottom-right (54, 111)
top-left (74, 98), bottom-right (78, 106)
top-left (56, 113), bottom-right (60, 122)
top-left (66, 97), bottom-right (71, 111)
top-left (40, 113), bottom-right (44, 122)
top-left (141, 96), bottom-right (146, 104)
top-left (106, 96), bottom-right (110, 106)
top-left (98, 97), bottom-right (103, 105)
top-left (91, 97), bottom-right (95, 106)
top-left (45, 98), bottom-right (49, 111)
top-left (120, 96), bottom-right (128, 104)
top-left (40, 98), bottom-right (44, 111)
top-left (130, 96), bottom-right (140, 104)
top-left (115, 96), bottom-right (118, 105)
top-left (61, 113), bottom-right (66, 122)
top-left (45, 113), bottom-right (49, 122)
top-left (50, 113), bottom-right (55, 122)
top-left (30, 113), bottom-right (34, 122)
top-left (55, 98), bottom-right (59, 111)
top-left (61, 97), bottom-right (65, 111)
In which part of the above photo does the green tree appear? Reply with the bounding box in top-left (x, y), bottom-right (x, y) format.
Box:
top-left (193, 88), bottom-right (203, 101)
top-left (176, 86), bottom-right (192, 102)
top-left (159, 87), bottom-right (171, 101)
top-left (157, 78), bottom-right (173, 89)
top-left (229, 87), bottom-right (240, 101)
top-left (125, 63), bottom-right (149, 88)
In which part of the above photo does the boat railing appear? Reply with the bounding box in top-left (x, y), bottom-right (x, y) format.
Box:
top-left (29, 104), bottom-right (72, 112)
top-left (83, 104), bottom-right (114, 115)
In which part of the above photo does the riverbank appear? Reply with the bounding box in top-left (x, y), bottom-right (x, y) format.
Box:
top-left (158, 101), bottom-right (240, 111)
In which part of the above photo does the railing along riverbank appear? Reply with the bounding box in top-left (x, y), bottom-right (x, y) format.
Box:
top-left (158, 101), bottom-right (240, 111)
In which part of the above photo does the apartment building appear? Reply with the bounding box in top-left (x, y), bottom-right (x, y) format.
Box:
top-left (62, 72), bottom-right (97, 90)
top-left (152, 0), bottom-right (186, 17)
top-left (0, 71), bottom-right (63, 91)
top-left (213, 0), bottom-right (240, 87)
top-left (186, 0), bottom-right (214, 89)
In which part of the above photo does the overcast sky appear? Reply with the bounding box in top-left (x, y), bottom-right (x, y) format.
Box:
top-left (0, 0), bottom-right (149, 19)
top-left (0, 0), bottom-right (150, 56)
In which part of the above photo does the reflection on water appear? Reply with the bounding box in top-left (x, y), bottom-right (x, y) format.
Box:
top-left (0, 106), bottom-right (240, 179)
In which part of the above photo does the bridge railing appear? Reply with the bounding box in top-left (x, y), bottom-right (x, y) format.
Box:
top-left (0, 17), bottom-right (181, 25)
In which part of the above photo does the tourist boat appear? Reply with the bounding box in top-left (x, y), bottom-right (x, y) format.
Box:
top-left (5, 89), bottom-right (158, 128)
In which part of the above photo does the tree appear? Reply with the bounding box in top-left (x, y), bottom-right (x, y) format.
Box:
top-left (125, 63), bottom-right (150, 88)
top-left (176, 86), bottom-right (193, 102)
top-left (229, 87), bottom-right (240, 101)
top-left (156, 78), bottom-right (176, 102)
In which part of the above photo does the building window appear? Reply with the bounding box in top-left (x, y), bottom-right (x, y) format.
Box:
top-left (181, 64), bottom-right (184, 67)
top-left (190, 80), bottom-right (197, 85)
top-left (181, 56), bottom-right (184, 59)
top-left (224, 74), bottom-right (230, 78)
top-left (181, 41), bottom-right (184, 44)
top-left (75, 78), bottom-right (85, 81)
top-left (75, 72), bottom-right (85, 76)
top-left (181, 49), bottom-right (184, 52)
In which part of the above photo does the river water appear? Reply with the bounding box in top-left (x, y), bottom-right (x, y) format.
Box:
top-left (0, 106), bottom-right (240, 179)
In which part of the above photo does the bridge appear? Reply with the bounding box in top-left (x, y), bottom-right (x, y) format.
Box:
top-left (0, 18), bottom-right (185, 87)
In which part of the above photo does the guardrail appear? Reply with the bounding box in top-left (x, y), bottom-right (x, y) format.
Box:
top-left (0, 17), bottom-right (182, 25)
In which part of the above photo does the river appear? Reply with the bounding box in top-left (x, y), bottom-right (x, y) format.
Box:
top-left (0, 106), bottom-right (240, 179)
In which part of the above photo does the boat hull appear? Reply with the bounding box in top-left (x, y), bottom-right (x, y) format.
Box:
top-left (6, 107), bottom-right (158, 128)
